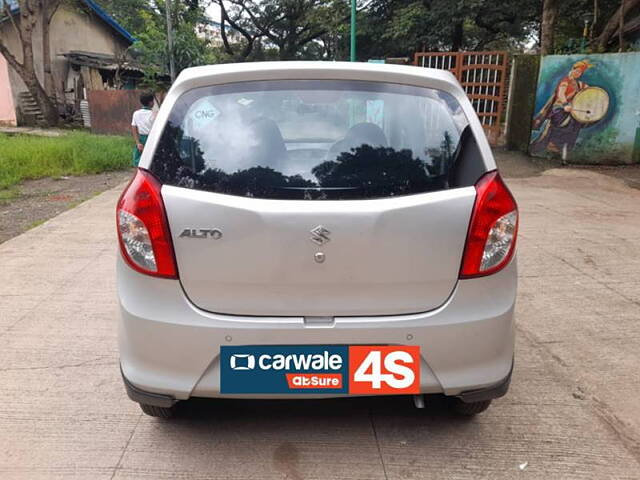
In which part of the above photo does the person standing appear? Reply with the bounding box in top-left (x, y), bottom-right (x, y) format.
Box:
top-left (131, 93), bottom-right (156, 166)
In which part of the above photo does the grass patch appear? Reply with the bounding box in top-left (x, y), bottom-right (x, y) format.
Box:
top-left (0, 131), bottom-right (131, 189)
top-left (0, 187), bottom-right (20, 205)
top-left (28, 219), bottom-right (46, 229)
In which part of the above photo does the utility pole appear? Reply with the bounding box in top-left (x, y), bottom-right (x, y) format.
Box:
top-left (350, 0), bottom-right (356, 61)
top-left (619, 0), bottom-right (625, 51)
top-left (166, 0), bottom-right (176, 82)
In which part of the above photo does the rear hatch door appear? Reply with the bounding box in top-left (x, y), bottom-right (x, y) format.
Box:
top-left (163, 186), bottom-right (475, 316)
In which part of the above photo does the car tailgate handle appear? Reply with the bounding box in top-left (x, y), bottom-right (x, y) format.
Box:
top-left (303, 316), bottom-right (335, 328)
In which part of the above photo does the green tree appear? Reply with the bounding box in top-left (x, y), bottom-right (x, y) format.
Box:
top-left (219, 0), bottom-right (350, 60)
top-left (98, 0), bottom-right (214, 85)
top-left (95, 0), bottom-right (153, 34)
top-left (355, 0), bottom-right (540, 59)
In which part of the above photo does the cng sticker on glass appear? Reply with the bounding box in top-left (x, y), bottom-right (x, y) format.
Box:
top-left (220, 345), bottom-right (420, 395)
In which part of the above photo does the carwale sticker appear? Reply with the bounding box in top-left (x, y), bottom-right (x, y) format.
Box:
top-left (220, 345), bottom-right (420, 395)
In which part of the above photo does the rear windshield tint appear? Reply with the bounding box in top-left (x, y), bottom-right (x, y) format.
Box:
top-left (150, 80), bottom-right (469, 200)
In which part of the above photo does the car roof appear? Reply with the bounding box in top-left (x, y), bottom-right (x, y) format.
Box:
top-left (172, 61), bottom-right (464, 99)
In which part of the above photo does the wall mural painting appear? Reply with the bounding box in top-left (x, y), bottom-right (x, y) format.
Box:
top-left (529, 53), bottom-right (640, 164)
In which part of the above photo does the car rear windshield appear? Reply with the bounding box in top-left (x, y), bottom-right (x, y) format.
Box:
top-left (149, 80), bottom-right (469, 200)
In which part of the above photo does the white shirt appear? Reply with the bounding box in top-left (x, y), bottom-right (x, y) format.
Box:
top-left (131, 108), bottom-right (155, 135)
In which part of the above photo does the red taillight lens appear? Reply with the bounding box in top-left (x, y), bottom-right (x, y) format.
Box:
top-left (116, 169), bottom-right (178, 278)
top-left (460, 171), bottom-right (518, 278)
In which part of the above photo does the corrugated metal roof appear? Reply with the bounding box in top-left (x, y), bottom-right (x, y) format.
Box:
top-left (61, 50), bottom-right (144, 73)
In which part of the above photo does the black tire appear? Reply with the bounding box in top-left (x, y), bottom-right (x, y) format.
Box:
top-left (450, 398), bottom-right (492, 416)
top-left (139, 403), bottom-right (176, 418)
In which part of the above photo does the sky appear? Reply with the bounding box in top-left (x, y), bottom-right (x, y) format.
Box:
top-left (206, 2), bottom-right (222, 23)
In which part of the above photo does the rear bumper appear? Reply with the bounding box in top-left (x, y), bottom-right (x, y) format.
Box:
top-left (118, 255), bottom-right (516, 401)
top-left (121, 366), bottom-right (177, 408)
top-left (121, 361), bottom-right (513, 408)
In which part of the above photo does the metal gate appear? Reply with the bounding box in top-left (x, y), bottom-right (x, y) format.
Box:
top-left (87, 90), bottom-right (147, 135)
top-left (414, 51), bottom-right (509, 145)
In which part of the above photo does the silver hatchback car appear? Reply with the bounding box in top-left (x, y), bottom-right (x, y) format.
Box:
top-left (117, 62), bottom-right (518, 418)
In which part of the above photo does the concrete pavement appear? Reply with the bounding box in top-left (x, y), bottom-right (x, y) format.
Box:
top-left (1, 163), bottom-right (639, 479)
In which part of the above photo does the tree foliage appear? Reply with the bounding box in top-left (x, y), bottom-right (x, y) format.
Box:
top-left (543, 0), bottom-right (640, 54)
top-left (97, 0), bottom-right (214, 86)
top-left (356, 0), bottom-right (540, 59)
top-left (217, 0), bottom-right (349, 61)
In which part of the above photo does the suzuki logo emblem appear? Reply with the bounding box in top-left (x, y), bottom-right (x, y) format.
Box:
top-left (310, 225), bottom-right (331, 245)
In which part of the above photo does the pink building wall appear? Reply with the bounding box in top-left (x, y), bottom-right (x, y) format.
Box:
top-left (0, 54), bottom-right (17, 126)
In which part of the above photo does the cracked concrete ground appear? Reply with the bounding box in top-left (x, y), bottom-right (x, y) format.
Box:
top-left (1, 156), bottom-right (639, 479)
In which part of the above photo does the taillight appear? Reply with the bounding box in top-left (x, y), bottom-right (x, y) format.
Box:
top-left (460, 171), bottom-right (518, 278)
top-left (116, 168), bottom-right (178, 278)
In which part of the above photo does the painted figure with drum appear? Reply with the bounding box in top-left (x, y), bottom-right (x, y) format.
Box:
top-left (531, 59), bottom-right (610, 155)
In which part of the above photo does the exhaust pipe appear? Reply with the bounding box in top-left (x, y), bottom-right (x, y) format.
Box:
top-left (413, 394), bottom-right (425, 409)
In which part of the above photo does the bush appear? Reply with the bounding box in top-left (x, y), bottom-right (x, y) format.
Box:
top-left (0, 131), bottom-right (131, 189)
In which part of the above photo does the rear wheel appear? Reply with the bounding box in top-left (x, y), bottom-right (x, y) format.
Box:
top-left (450, 398), bottom-right (492, 416)
top-left (139, 403), bottom-right (176, 418)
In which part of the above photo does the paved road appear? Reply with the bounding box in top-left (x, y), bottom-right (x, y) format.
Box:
top-left (1, 161), bottom-right (639, 479)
